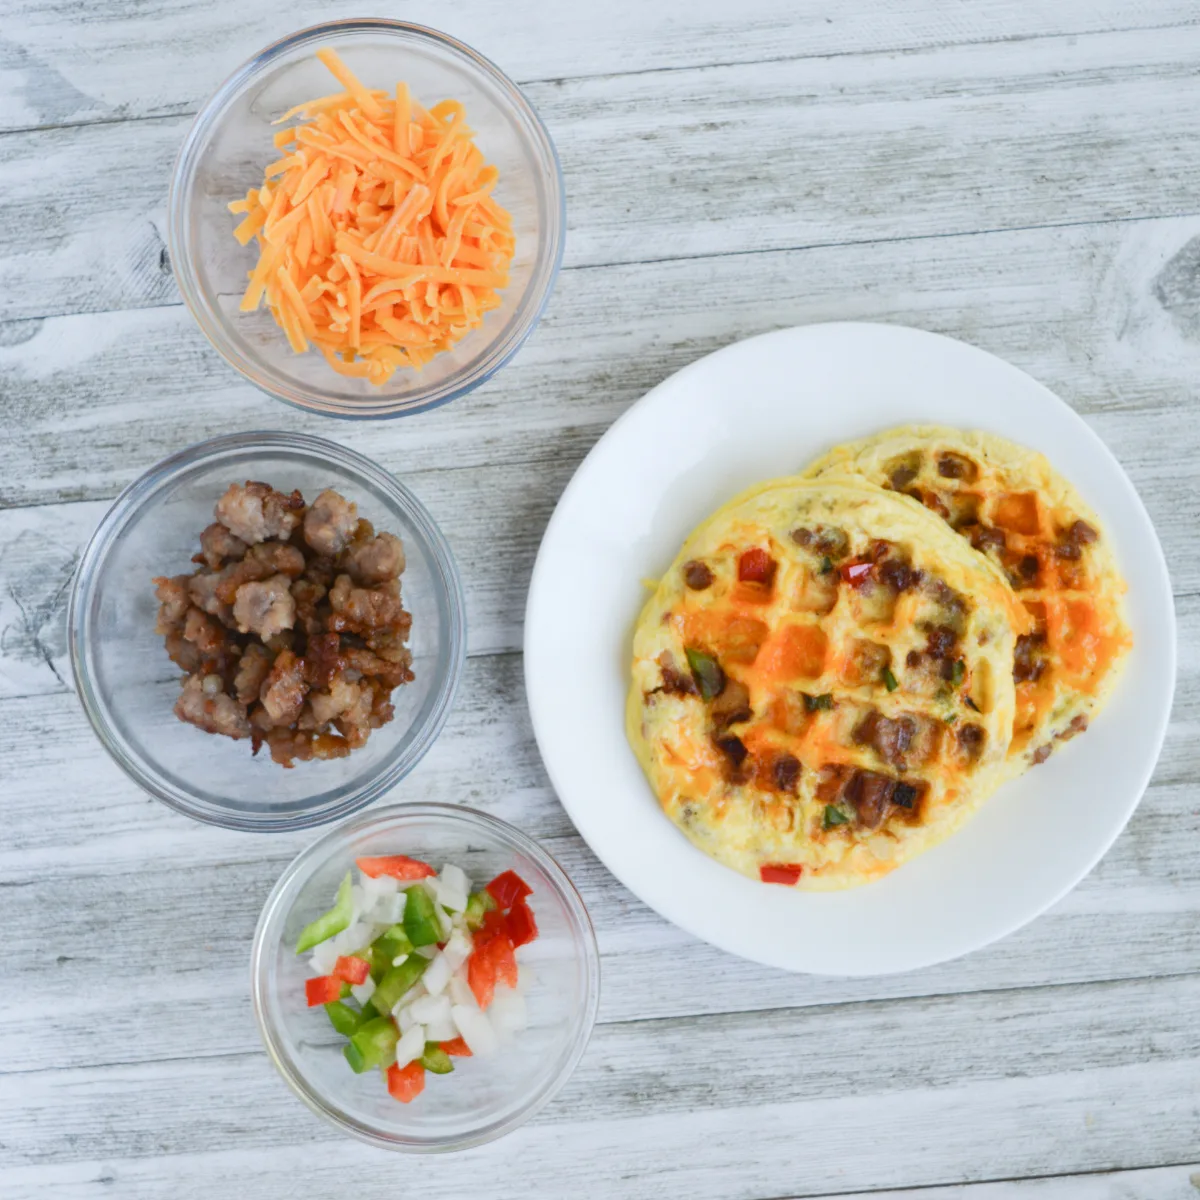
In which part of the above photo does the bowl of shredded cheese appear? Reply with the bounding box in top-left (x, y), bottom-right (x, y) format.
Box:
top-left (168, 20), bottom-right (565, 418)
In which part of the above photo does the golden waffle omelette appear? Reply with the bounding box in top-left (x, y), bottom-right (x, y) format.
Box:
top-left (803, 427), bottom-right (1131, 769)
top-left (627, 478), bottom-right (1024, 890)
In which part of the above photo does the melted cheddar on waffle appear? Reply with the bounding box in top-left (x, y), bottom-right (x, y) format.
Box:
top-left (804, 427), bottom-right (1131, 769)
top-left (627, 478), bottom-right (1023, 890)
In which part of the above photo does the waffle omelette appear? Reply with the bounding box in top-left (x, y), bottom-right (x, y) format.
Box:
top-left (627, 478), bottom-right (1026, 890)
top-left (803, 427), bottom-right (1131, 770)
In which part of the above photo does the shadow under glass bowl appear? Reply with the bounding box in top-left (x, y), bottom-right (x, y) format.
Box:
top-left (167, 19), bottom-right (565, 419)
top-left (68, 431), bottom-right (466, 831)
top-left (251, 803), bottom-right (600, 1151)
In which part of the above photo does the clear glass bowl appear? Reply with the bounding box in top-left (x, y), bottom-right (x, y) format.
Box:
top-left (251, 803), bottom-right (600, 1150)
top-left (67, 431), bottom-right (466, 831)
top-left (167, 19), bottom-right (565, 418)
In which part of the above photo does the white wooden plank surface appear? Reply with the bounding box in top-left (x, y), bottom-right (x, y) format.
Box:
top-left (1, 2), bottom-right (1198, 1196)
top-left (4, 0), bottom-right (1199, 134)
top-left (9, 24), bottom-right (1200, 322)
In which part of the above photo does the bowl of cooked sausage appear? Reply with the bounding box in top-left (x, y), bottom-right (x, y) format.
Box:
top-left (68, 430), bottom-right (466, 831)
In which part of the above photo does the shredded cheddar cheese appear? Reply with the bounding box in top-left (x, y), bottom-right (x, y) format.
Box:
top-left (228, 47), bottom-right (514, 386)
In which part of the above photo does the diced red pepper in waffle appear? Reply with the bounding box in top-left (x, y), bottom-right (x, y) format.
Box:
top-left (737, 547), bottom-right (777, 586)
top-left (760, 863), bottom-right (804, 885)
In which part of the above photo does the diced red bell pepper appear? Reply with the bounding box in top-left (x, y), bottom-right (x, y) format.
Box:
top-left (305, 975), bottom-right (344, 1007)
top-left (485, 869), bottom-right (532, 909)
top-left (355, 854), bottom-right (436, 880)
top-left (505, 898), bottom-right (539, 949)
top-left (386, 1059), bottom-right (426, 1103)
top-left (759, 863), bottom-right (804, 885)
top-left (441, 1037), bottom-right (473, 1058)
top-left (737, 548), bottom-right (778, 587)
top-left (839, 559), bottom-right (873, 587)
top-left (490, 933), bottom-right (519, 989)
top-left (332, 955), bottom-right (370, 985)
top-left (467, 946), bottom-right (497, 1009)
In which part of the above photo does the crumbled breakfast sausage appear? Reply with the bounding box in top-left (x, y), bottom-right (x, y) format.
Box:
top-left (853, 710), bottom-right (915, 768)
top-left (196, 522), bottom-right (248, 569)
top-left (232, 575), bottom-right (297, 640)
top-left (343, 531), bottom-right (406, 586)
top-left (153, 484), bottom-right (411, 767)
top-left (683, 560), bottom-right (714, 590)
top-left (175, 673), bottom-right (251, 739)
top-left (233, 643), bottom-right (273, 705)
top-left (304, 488), bottom-right (360, 556)
top-left (328, 574), bottom-right (407, 632)
top-left (258, 650), bottom-right (309, 725)
top-left (709, 678), bottom-right (752, 729)
top-left (214, 481), bottom-right (304, 545)
top-left (1054, 519), bottom-right (1098, 560)
top-left (153, 576), bottom-right (191, 631)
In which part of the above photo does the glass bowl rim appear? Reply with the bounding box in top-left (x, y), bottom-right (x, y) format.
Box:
top-left (67, 429), bottom-right (467, 832)
top-left (249, 800), bottom-right (601, 1151)
top-left (166, 17), bottom-right (566, 420)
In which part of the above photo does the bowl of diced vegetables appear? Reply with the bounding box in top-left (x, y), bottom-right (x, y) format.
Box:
top-left (250, 802), bottom-right (599, 1150)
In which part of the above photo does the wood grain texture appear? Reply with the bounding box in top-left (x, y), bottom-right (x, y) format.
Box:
top-left (3, 1), bottom-right (1199, 1196)
top-left (2, 975), bottom-right (1199, 1197)
top-left (7, 25), bottom-right (1200, 322)
top-left (3, 0), bottom-right (1198, 133)
top-left (3, 213), bottom-right (1200, 512)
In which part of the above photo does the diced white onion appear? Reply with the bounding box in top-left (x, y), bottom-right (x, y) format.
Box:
top-left (448, 972), bottom-right (476, 1009)
top-left (330, 921), bottom-right (368, 956)
top-left (409, 993), bottom-right (452, 1025)
top-left (440, 863), bottom-right (469, 895)
top-left (425, 1014), bottom-right (457, 1042)
top-left (396, 1006), bottom-right (420, 1034)
top-left (350, 976), bottom-right (376, 1006)
top-left (422, 952), bottom-right (453, 997)
top-left (372, 891), bottom-right (406, 926)
top-left (361, 873), bottom-right (399, 900)
top-left (413, 944), bottom-right (437, 960)
top-left (434, 904), bottom-right (454, 940)
top-left (441, 930), bottom-right (472, 972)
top-left (309, 939), bottom-right (339, 975)
top-left (451, 1004), bottom-right (498, 1056)
top-left (490, 987), bottom-right (528, 1037)
top-left (434, 879), bottom-right (468, 913)
top-left (394, 1024), bottom-right (427, 1068)
top-left (391, 983), bottom-right (424, 1017)
top-left (350, 884), bottom-right (370, 923)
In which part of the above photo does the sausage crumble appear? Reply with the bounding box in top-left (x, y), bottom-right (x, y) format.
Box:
top-left (153, 482), bottom-right (413, 767)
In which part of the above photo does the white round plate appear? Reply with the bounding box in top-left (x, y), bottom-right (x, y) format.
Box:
top-left (524, 323), bottom-right (1175, 975)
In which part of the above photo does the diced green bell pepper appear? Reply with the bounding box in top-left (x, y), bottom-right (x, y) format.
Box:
top-left (343, 1040), bottom-right (368, 1074)
top-left (325, 1001), bottom-right (366, 1038)
top-left (295, 872), bottom-right (353, 954)
top-left (464, 889), bottom-right (497, 931)
top-left (403, 885), bottom-right (441, 948)
top-left (355, 940), bottom-right (390, 981)
top-left (684, 646), bottom-right (725, 701)
top-left (374, 923), bottom-right (414, 963)
top-left (371, 954), bottom-right (430, 1014)
top-left (420, 1043), bottom-right (454, 1075)
top-left (349, 1017), bottom-right (399, 1071)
